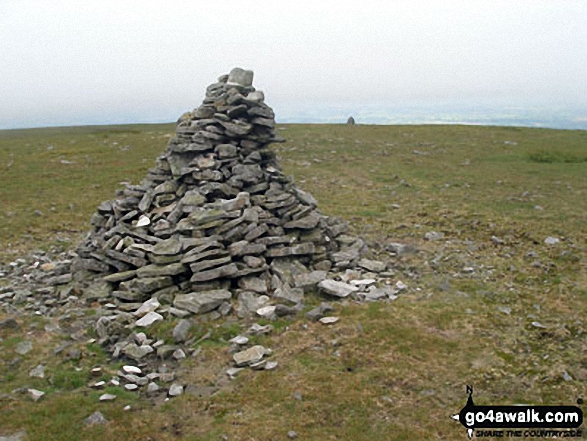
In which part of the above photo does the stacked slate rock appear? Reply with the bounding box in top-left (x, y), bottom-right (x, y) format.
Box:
top-left (74, 68), bottom-right (367, 319)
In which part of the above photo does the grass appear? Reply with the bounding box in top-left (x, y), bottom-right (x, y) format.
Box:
top-left (1, 123), bottom-right (586, 440)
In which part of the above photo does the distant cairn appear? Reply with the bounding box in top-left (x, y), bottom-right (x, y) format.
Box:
top-left (346, 116), bottom-right (356, 125)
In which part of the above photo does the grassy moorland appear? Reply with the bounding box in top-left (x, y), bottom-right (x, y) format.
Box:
top-left (0, 123), bottom-right (586, 440)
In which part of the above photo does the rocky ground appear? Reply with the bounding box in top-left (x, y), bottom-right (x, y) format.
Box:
top-left (1, 122), bottom-right (585, 440)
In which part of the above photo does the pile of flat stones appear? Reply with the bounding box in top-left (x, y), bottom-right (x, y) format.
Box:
top-left (64, 68), bottom-right (396, 391)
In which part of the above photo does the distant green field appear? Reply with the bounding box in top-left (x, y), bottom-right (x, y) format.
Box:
top-left (1, 123), bottom-right (586, 440)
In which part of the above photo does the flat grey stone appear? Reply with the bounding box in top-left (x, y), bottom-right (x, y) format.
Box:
top-left (189, 256), bottom-right (232, 273)
top-left (173, 290), bottom-right (232, 314)
top-left (237, 292), bottom-right (269, 318)
top-left (84, 411), bottom-right (108, 426)
top-left (363, 286), bottom-right (392, 301)
top-left (305, 303), bottom-right (334, 321)
top-left (237, 276), bottom-right (268, 294)
top-left (133, 298), bottom-right (160, 317)
top-left (215, 144), bottom-right (238, 159)
top-left (173, 319), bottom-right (193, 343)
top-left (83, 281), bottom-right (113, 299)
top-left (244, 90), bottom-right (264, 104)
top-left (274, 304), bottom-right (299, 317)
top-left (103, 270), bottom-right (137, 283)
top-left (228, 241), bottom-right (266, 257)
top-left (151, 237), bottom-right (182, 256)
top-left (227, 67), bottom-right (254, 87)
top-left (136, 263), bottom-right (187, 278)
top-left (15, 341), bottom-right (32, 355)
top-left (265, 243), bottom-right (316, 257)
top-left (135, 311), bottom-right (163, 327)
top-left (248, 323), bottom-right (273, 335)
top-left (156, 344), bottom-right (179, 359)
top-left (147, 382), bottom-right (160, 394)
top-left (293, 271), bottom-right (327, 290)
top-left (190, 263), bottom-right (238, 282)
top-left (358, 259), bottom-right (387, 273)
top-left (168, 383), bottom-right (184, 397)
top-left (233, 345), bottom-right (270, 366)
top-left (112, 289), bottom-right (146, 302)
top-left (219, 120), bottom-right (253, 136)
top-left (317, 280), bottom-right (358, 298)
top-left (29, 365), bottom-right (45, 378)
top-left (123, 343), bottom-right (154, 360)
top-left (273, 285), bottom-right (304, 305)
top-left (243, 255), bottom-right (264, 268)
top-left (131, 276), bottom-right (174, 294)
top-left (283, 212), bottom-right (320, 229)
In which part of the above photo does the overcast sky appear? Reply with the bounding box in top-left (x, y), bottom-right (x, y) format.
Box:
top-left (1, 0), bottom-right (586, 129)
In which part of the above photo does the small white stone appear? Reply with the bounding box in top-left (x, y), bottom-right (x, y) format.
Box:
top-left (229, 335), bottom-right (249, 345)
top-left (124, 405), bottom-right (131, 411)
top-left (28, 389), bottom-right (45, 402)
top-left (99, 393), bottom-right (117, 401)
top-left (256, 305), bottom-right (276, 317)
top-left (91, 381), bottom-right (106, 389)
top-left (136, 215), bottom-right (150, 227)
top-left (110, 379), bottom-right (120, 386)
top-left (250, 360), bottom-right (267, 370)
top-left (350, 279), bottom-right (376, 286)
top-left (122, 365), bottom-right (142, 375)
top-left (125, 384), bottom-right (139, 391)
top-left (135, 332), bottom-right (148, 344)
top-left (133, 298), bottom-right (160, 317)
top-left (264, 361), bottom-right (278, 370)
top-left (544, 236), bottom-right (559, 245)
top-left (395, 281), bottom-right (408, 290)
top-left (319, 316), bottom-right (339, 325)
top-left (168, 383), bottom-right (184, 397)
top-left (226, 367), bottom-right (244, 378)
top-left (173, 349), bottom-right (186, 360)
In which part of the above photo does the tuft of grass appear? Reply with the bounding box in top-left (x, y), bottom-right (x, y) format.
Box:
top-left (528, 150), bottom-right (587, 163)
top-left (50, 366), bottom-right (87, 390)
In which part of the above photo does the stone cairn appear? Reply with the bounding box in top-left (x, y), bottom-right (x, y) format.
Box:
top-left (72, 68), bottom-right (391, 381)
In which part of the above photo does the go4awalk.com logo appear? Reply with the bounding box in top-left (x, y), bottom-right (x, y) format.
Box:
top-left (451, 386), bottom-right (583, 439)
